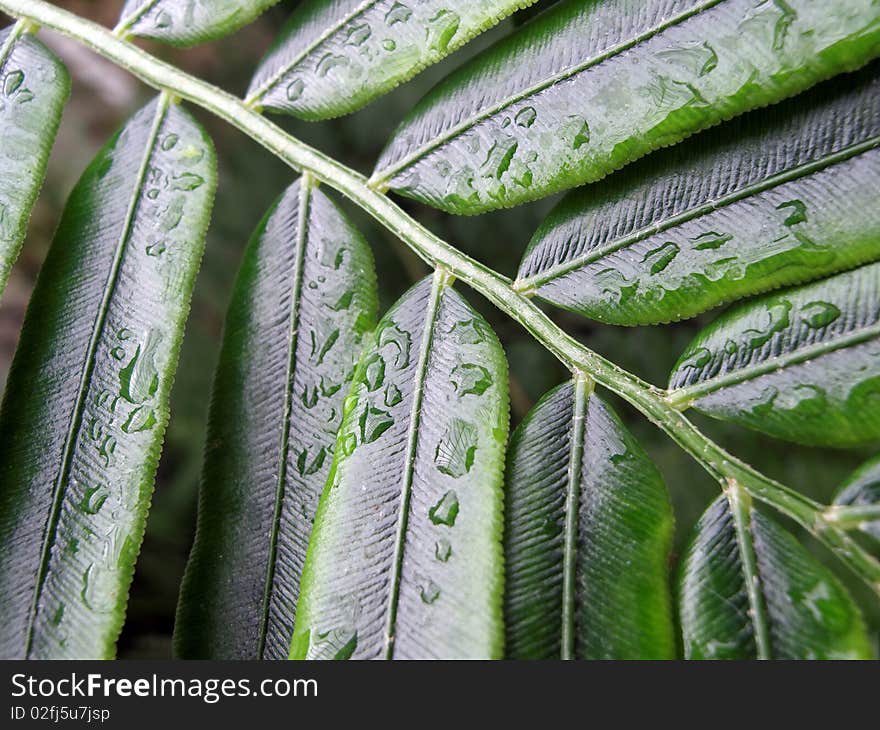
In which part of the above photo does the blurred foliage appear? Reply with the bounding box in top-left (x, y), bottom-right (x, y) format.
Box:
top-left (0, 0), bottom-right (875, 658)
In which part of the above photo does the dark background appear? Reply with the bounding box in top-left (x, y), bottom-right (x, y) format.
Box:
top-left (1, 1), bottom-right (877, 657)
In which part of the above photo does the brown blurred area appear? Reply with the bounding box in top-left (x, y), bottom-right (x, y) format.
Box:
top-left (1, 1), bottom-right (876, 657)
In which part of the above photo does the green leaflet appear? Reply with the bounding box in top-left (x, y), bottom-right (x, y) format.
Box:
top-left (175, 180), bottom-right (377, 660)
top-left (504, 377), bottom-right (675, 659)
top-left (290, 273), bottom-right (509, 659)
top-left (516, 64), bottom-right (880, 326)
top-left (371, 0), bottom-right (880, 215)
top-left (0, 23), bottom-right (69, 296)
top-left (668, 263), bottom-right (880, 447)
top-left (832, 454), bottom-right (880, 553)
top-left (247, 0), bottom-right (536, 120)
top-left (679, 488), bottom-right (872, 659)
top-left (0, 95), bottom-right (216, 659)
top-left (115, 0), bottom-right (280, 47)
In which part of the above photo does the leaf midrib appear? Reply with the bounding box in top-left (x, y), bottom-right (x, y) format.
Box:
top-left (0, 18), bottom-right (26, 67)
top-left (670, 318), bottom-right (880, 409)
top-left (516, 136), bottom-right (880, 293)
top-left (23, 93), bottom-right (171, 658)
top-left (371, 0), bottom-right (726, 187)
top-left (382, 271), bottom-right (446, 659)
top-left (724, 481), bottom-right (772, 659)
top-left (256, 178), bottom-right (313, 660)
top-left (561, 373), bottom-right (590, 659)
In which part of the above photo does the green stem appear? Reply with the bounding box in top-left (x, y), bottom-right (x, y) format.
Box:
top-left (825, 504), bottom-right (880, 530)
top-left (5, 0), bottom-right (879, 595)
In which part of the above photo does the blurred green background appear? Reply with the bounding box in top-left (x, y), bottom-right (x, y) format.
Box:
top-left (1, 0), bottom-right (877, 657)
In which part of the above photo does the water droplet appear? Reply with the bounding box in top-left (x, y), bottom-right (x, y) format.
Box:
top-left (384, 383), bottom-right (402, 407)
top-left (297, 446), bottom-right (327, 476)
top-left (449, 319), bottom-right (485, 345)
top-left (155, 10), bottom-right (172, 28)
top-left (434, 539), bottom-right (452, 562)
top-left (777, 199), bottom-right (807, 227)
top-left (382, 39), bottom-right (397, 51)
top-left (286, 78), bottom-right (305, 102)
top-left (385, 2), bottom-right (412, 25)
top-left (363, 353), bottom-right (386, 391)
top-left (378, 323), bottom-right (411, 369)
top-left (320, 377), bottom-right (341, 397)
top-left (426, 10), bottom-right (460, 52)
top-left (743, 300), bottom-right (791, 349)
top-left (515, 107), bottom-right (537, 128)
top-left (435, 419), bottom-right (477, 478)
top-left (801, 301), bottom-right (841, 329)
top-left (81, 564), bottom-right (115, 613)
top-left (146, 242), bottom-right (166, 257)
top-left (480, 134), bottom-right (517, 179)
top-left (161, 133), bottom-right (179, 151)
top-left (429, 490), bottom-right (459, 526)
top-left (346, 22), bottom-right (371, 46)
top-left (310, 326), bottom-right (339, 365)
top-left (316, 53), bottom-right (349, 78)
top-left (451, 363), bottom-right (492, 397)
top-left (308, 627), bottom-right (358, 660)
top-left (642, 241), bottom-right (679, 275)
top-left (302, 384), bottom-right (319, 409)
top-left (420, 580), bottom-right (441, 604)
top-left (79, 484), bottom-right (108, 515)
top-left (171, 172), bottom-right (204, 191)
top-left (329, 289), bottom-right (354, 312)
top-left (359, 405), bottom-right (393, 443)
top-left (122, 405), bottom-right (156, 434)
top-left (691, 231), bottom-right (732, 250)
top-left (119, 331), bottom-right (161, 404)
top-left (566, 115), bottom-right (590, 149)
top-left (679, 347), bottom-right (712, 371)
top-left (4, 69), bottom-right (23, 96)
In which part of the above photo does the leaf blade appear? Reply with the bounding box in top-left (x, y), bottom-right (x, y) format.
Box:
top-left (0, 96), bottom-right (216, 659)
top-left (668, 263), bottom-right (880, 447)
top-left (0, 23), bottom-right (69, 296)
top-left (290, 273), bottom-right (509, 659)
top-left (246, 0), bottom-right (536, 120)
top-left (372, 0), bottom-right (880, 215)
top-left (679, 490), bottom-right (872, 659)
top-left (504, 379), bottom-right (675, 659)
top-left (516, 64), bottom-right (880, 325)
top-left (174, 179), bottom-right (377, 660)
top-left (116, 0), bottom-right (280, 47)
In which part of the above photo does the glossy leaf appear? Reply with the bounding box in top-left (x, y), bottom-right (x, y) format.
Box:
top-left (247, 0), bottom-right (536, 120)
top-left (833, 454), bottom-right (880, 551)
top-left (504, 378), bottom-right (675, 659)
top-left (290, 273), bottom-right (509, 659)
top-left (668, 263), bottom-right (880, 447)
top-left (174, 180), bottom-right (377, 660)
top-left (372, 0), bottom-right (880, 215)
top-left (116, 0), bottom-right (280, 47)
top-left (0, 24), bottom-right (69, 296)
top-left (679, 490), bottom-right (872, 659)
top-left (0, 96), bottom-right (216, 659)
top-left (516, 64), bottom-right (880, 325)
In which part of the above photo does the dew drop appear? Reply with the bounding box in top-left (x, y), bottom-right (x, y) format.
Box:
top-left (384, 383), bottom-right (403, 407)
top-left (435, 419), bottom-right (478, 478)
top-left (345, 22), bottom-right (371, 46)
top-left (426, 10), bottom-right (460, 53)
top-left (146, 242), bottom-right (166, 257)
top-left (420, 580), bottom-right (441, 605)
top-left (449, 319), bottom-right (485, 345)
top-left (382, 39), bottom-right (397, 51)
top-left (451, 363), bottom-right (492, 397)
top-left (801, 301), bottom-right (841, 329)
top-left (642, 241), bottom-right (679, 275)
top-left (515, 107), bottom-right (537, 128)
top-left (3, 70), bottom-right (23, 97)
top-left (122, 405), bottom-right (157, 434)
top-left (363, 353), bottom-right (386, 391)
top-left (297, 446), bottom-right (327, 476)
top-left (359, 405), bottom-right (394, 443)
top-left (385, 2), bottom-right (412, 25)
top-left (429, 490), bottom-right (460, 526)
top-left (308, 627), bottom-right (358, 660)
top-left (286, 78), bottom-right (305, 102)
top-left (691, 231), bottom-right (732, 250)
top-left (316, 53), bottom-right (349, 78)
top-left (161, 133), bottom-right (179, 151)
top-left (434, 538), bottom-right (452, 562)
top-left (679, 347), bottom-right (712, 371)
